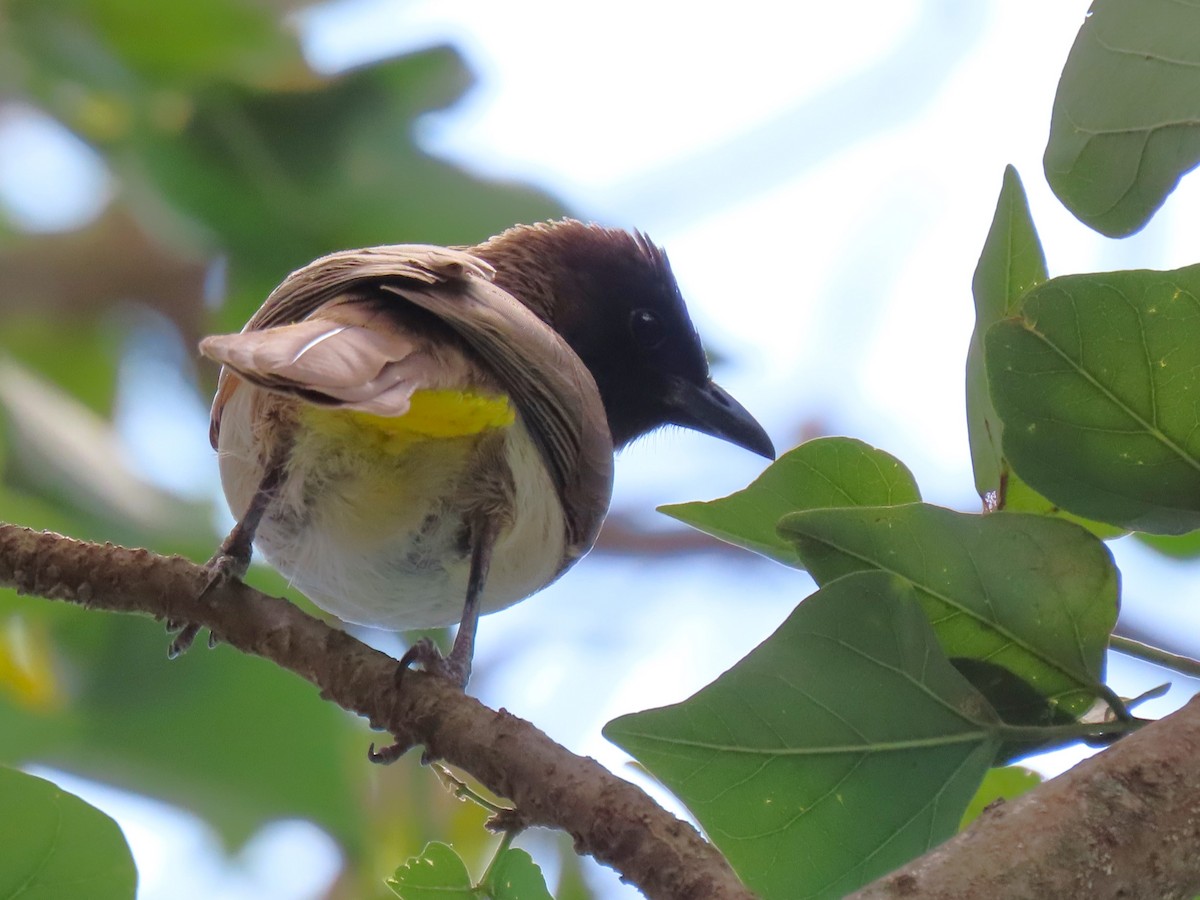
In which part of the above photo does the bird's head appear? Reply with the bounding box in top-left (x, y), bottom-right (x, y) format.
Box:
top-left (476, 220), bottom-right (775, 459)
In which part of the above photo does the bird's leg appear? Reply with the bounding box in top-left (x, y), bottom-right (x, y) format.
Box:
top-left (169, 449), bottom-right (289, 658)
top-left (372, 516), bottom-right (498, 764)
top-left (398, 513), bottom-right (500, 689)
top-left (205, 457), bottom-right (287, 585)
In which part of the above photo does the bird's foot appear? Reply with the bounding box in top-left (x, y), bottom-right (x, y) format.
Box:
top-left (367, 737), bottom-right (419, 765)
top-left (201, 546), bottom-right (251, 593)
top-left (166, 622), bottom-right (202, 659)
top-left (366, 639), bottom-right (469, 763)
top-left (397, 637), bottom-right (472, 689)
top-left (168, 548), bottom-right (249, 659)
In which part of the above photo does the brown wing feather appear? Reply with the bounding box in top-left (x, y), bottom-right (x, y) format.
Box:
top-left (200, 305), bottom-right (478, 416)
top-left (202, 244), bottom-right (613, 555)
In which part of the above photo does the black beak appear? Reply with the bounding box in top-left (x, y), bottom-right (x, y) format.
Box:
top-left (663, 376), bottom-right (775, 459)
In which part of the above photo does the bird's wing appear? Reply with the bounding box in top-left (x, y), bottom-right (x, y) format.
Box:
top-left (201, 302), bottom-right (477, 415)
top-left (201, 245), bottom-right (614, 555)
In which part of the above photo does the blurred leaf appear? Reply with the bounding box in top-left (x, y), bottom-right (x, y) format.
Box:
top-left (0, 209), bottom-right (209, 354)
top-left (0, 765), bottom-right (137, 899)
top-left (0, 316), bottom-right (121, 415)
top-left (605, 572), bottom-right (999, 900)
top-left (660, 437), bottom-right (919, 566)
top-left (778, 505), bottom-right (1118, 716)
top-left (485, 848), bottom-right (554, 900)
top-left (1045, 0), bottom-right (1200, 236)
top-left (7, 0), bottom-right (308, 94)
top-left (966, 165), bottom-right (1047, 502)
top-left (0, 604), bottom-right (368, 853)
top-left (0, 356), bottom-right (210, 548)
top-left (0, 614), bottom-right (65, 712)
top-left (136, 46), bottom-right (563, 329)
top-left (551, 836), bottom-right (596, 900)
top-left (986, 265), bottom-right (1200, 534)
top-left (2, 37), bottom-right (563, 410)
top-left (959, 765), bottom-right (1041, 830)
top-left (362, 755), bottom-right (497, 894)
top-left (1136, 529), bottom-right (1200, 559)
top-left (386, 842), bottom-right (475, 900)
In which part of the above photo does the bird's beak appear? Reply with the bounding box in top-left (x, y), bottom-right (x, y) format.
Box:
top-left (663, 376), bottom-right (776, 460)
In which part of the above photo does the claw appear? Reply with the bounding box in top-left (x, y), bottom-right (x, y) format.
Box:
top-left (169, 551), bottom-right (244, 658)
top-left (368, 738), bottom-right (415, 765)
top-left (168, 623), bottom-right (201, 659)
top-left (397, 637), bottom-right (470, 689)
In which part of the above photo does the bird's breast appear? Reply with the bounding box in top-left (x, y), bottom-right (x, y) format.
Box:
top-left (216, 383), bottom-right (568, 631)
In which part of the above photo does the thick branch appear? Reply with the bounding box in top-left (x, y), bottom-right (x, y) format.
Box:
top-left (0, 524), bottom-right (754, 900)
top-left (852, 694), bottom-right (1200, 900)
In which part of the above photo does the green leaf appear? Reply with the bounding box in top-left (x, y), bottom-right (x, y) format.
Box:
top-left (1001, 476), bottom-right (1126, 541)
top-left (0, 316), bottom-right (121, 416)
top-left (0, 605), bottom-right (367, 853)
top-left (962, 169), bottom-right (1120, 540)
top-left (966, 165), bottom-right (1048, 503)
top-left (604, 572), bottom-right (1000, 900)
top-left (986, 265), bottom-right (1200, 534)
top-left (8, 0), bottom-right (306, 93)
top-left (137, 48), bottom-right (563, 330)
top-left (0, 356), bottom-right (208, 547)
top-left (959, 765), bottom-right (1041, 830)
top-left (486, 848), bottom-right (554, 900)
top-left (949, 658), bottom-right (1074, 762)
top-left (1136, 529), bottom-right (1200, 559)
top-left (386, 842), bottom-right (475, 900)
top-left (0, 765), bottom-right (137, 899)
top-left (1045, 0), bottom-right (1200, 236)
top-left (550, 835), bottom-right (596, 900)
top-left (660, 437), bottom-right (920, 566)
top-left (777, 504), bottom-right (1118, 716)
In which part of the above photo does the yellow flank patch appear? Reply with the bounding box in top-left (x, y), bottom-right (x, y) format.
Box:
top-left (305, 389), bottom-right (515, 453)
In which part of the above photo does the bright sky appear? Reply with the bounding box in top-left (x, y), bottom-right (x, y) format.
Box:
top-left (6, 2), bottom-right (1200, 898)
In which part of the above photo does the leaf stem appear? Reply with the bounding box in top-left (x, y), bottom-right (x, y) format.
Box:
top-left (1110, 634), bottom-right (1200, 679)
top-left (431, 762), bottom-right (507, 815)
top-left (477, 829), bottom-right (517, 894)
top-left (1095, 682), bottom-right (1134, 722)
top-left (997, 717), bottom-right (1141, 746)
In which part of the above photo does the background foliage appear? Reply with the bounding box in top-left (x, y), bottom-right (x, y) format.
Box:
top-left (0, 1), bottom-right (569, 896)
top-left (4, 1), bottom-right (1200, 899)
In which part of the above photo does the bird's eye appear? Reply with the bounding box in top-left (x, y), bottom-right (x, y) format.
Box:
top-left (629, 308), bottom-right (666, 350)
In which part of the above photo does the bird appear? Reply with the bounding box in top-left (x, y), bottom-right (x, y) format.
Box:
top-left (188, 219), bottom-right (774, 687)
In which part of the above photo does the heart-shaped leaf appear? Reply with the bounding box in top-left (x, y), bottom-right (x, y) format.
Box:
top-left (387, 842), bottom-right (474, 900)
top-left (661, 437), bottom-right (919, 566)
top-left (0, 766), bottom-right (136, 900)
top-left (987, 265), bottom-right (1200, 533)
top-left (605, 572), bottom-right (1000, 900)
top-left (485, 848), bottom-right (554, 900)
top-left (1045, 0), bottom-right (1200, 236)
top-left (778, 504), bottom-right (1118, 715)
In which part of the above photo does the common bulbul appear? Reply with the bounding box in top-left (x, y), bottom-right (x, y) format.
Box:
top-left (189, 219), bottom-right (774, 685)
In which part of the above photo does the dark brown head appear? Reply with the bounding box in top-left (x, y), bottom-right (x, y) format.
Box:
top-left (475, 220), bottom-right (774, 458)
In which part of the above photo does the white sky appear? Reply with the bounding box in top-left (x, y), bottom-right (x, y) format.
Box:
top-left (7, 2), bottom-right (1200, 898)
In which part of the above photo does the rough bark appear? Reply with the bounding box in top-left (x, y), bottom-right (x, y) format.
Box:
top-left (852, 695), bottom-right (1200, 900)
top-left (0, 524), bottom-right (754, 900)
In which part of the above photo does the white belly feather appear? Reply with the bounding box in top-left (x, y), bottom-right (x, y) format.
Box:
top-left (216, 386), bottom-right (567, 630)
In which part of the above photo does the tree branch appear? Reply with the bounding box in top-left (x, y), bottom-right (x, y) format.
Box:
top-left (0, 524), bottom-right (754, 900)
top-left (851, 694), bottom-right (1200, 900)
